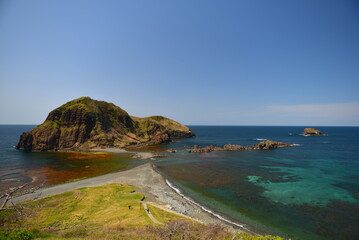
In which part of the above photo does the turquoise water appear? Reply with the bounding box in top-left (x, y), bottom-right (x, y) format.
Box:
top-left (153, 126), bottom-right (359, 240)
top-left (1, 125), bottom-right (358, 239)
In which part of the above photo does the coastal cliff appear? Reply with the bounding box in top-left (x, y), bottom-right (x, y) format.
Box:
top-left (16, 97), bottom-right (195, 151)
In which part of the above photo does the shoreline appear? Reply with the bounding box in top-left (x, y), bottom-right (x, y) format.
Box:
top-left (163, 177), bottom-right (253, 232)
top-left (90, 147), bottom-right (156, 159)
top-left (6, 162), bottom-right (250, 234)
top-left (0, 148), bottom-right (155, 194)
top-left (0, 148), bottom-right (147, 194)
top-left (150, 163), bottom-right (254, 233)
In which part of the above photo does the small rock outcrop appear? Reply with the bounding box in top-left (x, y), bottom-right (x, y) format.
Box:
top-left (301, 128), bottom-right (324, 136)
top-left (175, 140), bottom-right (294, 153)
top-left (186, 145), bottom-right (223, 153)
top-left (223, 144), bottom-right (247, 151)
top-left (250, 140), bottom-right (293, 150)
top-left (16, 97), bottom-right (195, 151)
top-left (167, 148), bottom-right (178, 153)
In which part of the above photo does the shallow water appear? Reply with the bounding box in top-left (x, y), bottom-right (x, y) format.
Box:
top-left (154, 126), bottom-right (359, 240)
top-left (0, 125), bottom-right (137, 192)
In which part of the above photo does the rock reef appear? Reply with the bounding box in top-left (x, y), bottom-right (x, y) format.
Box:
top-left (16, 97), bottom-right (195, 151)
top-left (250, 140), bottom-right (293, 150)
top-left (169, 140), bottom-right (294, 153)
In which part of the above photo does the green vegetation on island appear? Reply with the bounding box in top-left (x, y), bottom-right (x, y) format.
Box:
top-left (16, 97), bottom-right (195, 152)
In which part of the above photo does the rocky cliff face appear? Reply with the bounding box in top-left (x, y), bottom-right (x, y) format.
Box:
top-left (16, 97), bottom-right (195, 151)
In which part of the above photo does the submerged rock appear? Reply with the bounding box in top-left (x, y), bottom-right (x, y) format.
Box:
top-left (186, 145), bottom-right (221, 153)
top-left (173, 140), bottom-right (294, 153)
top-left (223, 144), bottom-right (248, 151)
top-left (166, 148), bottom-right (178, 153)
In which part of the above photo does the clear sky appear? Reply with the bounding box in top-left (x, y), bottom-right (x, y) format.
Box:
top-left (1, 0), bottom-right (358, 126)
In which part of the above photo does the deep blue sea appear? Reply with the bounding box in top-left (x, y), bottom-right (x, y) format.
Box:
top-left (153, 126), bottom-right (359, 240)
top-left (1, 125), bottom-right (358, 239)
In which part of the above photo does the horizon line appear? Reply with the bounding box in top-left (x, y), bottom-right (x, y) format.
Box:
top-left (1, 124), bottom-right (358, 127)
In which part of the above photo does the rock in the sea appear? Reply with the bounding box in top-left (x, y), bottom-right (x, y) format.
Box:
top-left (152, 154), bottom-right (168, 158)
top-left (223, 144), bottom-right (248, 151)
top-left (183, 140), bottom-right (293, 153)
top-left (166, 148), bottom-right (178, 153)
top-left (16, 97), bottom-right (195, 151)
top-left (301, 128), bottom-right (324, 136)
top-left (186, 145), bottom-right (220, 153)
top-left (250, 140), bottom-right (294, 150)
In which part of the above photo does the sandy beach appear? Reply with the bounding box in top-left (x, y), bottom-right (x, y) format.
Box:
top-left (7, 162), bottom-right (248, 233)
top-left (90, 147), bottom-right (156, 159)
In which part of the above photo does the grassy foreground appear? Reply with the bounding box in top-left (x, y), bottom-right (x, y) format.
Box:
top-left (0, 183), bottom-right (288, 240)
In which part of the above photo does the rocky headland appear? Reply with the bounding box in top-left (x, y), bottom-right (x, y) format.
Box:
top-left (301, 128), bottom-right (325, 136)
top-left (16, 97), bottom-right (195, 151)
top-left (168, 140), bottom-right (294, 153)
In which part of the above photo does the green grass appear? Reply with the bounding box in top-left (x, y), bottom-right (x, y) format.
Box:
top-left (0, 184), bottom-right (187, 239)
top-left (0, 184), bottom-right (289, 239)
top-left (134, 115), bottom-right (190, 133)
top-left (148, 205), bottom-right (186, 224)
top-left (0, 171), bottom-right (288, 240)
top-left (24, 184), bottom-right (152, 228)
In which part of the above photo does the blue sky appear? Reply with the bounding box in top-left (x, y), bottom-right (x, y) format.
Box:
top-left (1, 0), bottom-right (358, 125)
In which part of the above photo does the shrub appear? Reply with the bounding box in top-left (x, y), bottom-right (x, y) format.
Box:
top-left (0, 229), bottom-right (33, 240)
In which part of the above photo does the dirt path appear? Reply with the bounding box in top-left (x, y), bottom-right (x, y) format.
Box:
top-left (147, 201), bottom-right (202, 224)
top-left (142, 202), bottom-right (163, 225)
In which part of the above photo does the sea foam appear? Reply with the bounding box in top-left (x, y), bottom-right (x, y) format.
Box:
top-left (165, 179), bottom-right (252, 232)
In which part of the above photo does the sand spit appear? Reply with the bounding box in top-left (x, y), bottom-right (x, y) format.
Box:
top-left (90, 148), bottom-right (155, 159)
top-left (89, 148), bottom-right (129, 153)
top-left (7, 163), bottom-right (248, 233)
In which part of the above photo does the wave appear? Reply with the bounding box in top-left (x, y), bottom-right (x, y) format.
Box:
top-left (0, 178), bottom-right (20, 183)
top-left (165, 179), bottom-right (253, 232)
top-left (253, 138), bottom-right (267, 141)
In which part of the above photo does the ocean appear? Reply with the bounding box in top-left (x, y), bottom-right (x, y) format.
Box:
top-left (154, 126), bottom-right (359, 240)
top-left (0, 125), bottom-right (137, 192)
top-left (1, 125), bottom-right (358, 239)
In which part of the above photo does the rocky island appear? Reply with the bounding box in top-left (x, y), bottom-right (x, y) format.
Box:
top-left (16, 97), bottom-right (195, 151)
top-left (301, 128), bottom-right (325, 136)
top-left (168, 140), bottom-right (295, 153)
